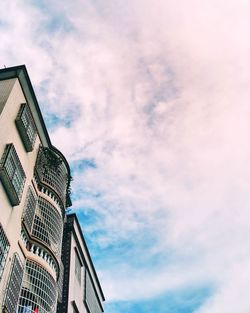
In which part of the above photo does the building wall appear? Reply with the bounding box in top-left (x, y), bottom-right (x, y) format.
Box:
top-left (0, 77), bottom-right (41, 301)
top-left (0, 67), bottom-right (70, 313)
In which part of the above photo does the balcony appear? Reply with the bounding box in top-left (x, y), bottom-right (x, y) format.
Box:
top-left (18, 259), bottom-right (57, 313)
top-left (22, 192), bottom-right (64, 258)
top-left (35, 147), bottom-right (71, 208)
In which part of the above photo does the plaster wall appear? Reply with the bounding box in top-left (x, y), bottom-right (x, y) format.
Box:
top-left (0, 78), bottom-right (41, 299)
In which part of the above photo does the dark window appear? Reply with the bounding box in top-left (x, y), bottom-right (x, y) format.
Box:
top-left (3, 254), bottom-right (24, 313)
top-left (22, 186), bottom-right (37, 233)
top-left (72, 301), bottom-right (80, 313)
top-left (75, 249), bottom-right (81, 284)
top-left (57, 260), bottom-right (64, 303)
top-left (0, 144), bottom-right (26, 206)
top-left (0, 224), bottom-right (10, 280)
top-left (16, 103), bottom-right (37, 152)
top-left (85, 270), bottom-right (102, 313)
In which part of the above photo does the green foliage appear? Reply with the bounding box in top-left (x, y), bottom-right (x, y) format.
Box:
top-left (41, 147), bottom-right (63, 173)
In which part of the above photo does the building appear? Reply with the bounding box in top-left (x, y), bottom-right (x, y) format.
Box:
top-left (57, 214), bottom-right (105, 313)
top-left (0, 65), bottom-right (104, 313)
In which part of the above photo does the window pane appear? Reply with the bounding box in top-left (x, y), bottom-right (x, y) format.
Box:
top-left (22, 187), bottom-right (37, 233)
top-left (0, 144), bottom-right (26, 205)
top-left (4, 254), bottom-right (23, 313)
top-left (85, 271), bottom-right (102, 313)
top-left (75, 250), bottom-right (81, 284)
top-left (31, 197), bottom-right (63, 256)
top-left (16, 103), bottom-right (37, 152)
top-left (0, 224), bottom-right (10, 280)
top-left (17, 259), bottom-right (57, 313)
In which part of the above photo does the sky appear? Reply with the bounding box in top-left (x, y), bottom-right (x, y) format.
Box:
top-left (1, 0), bottom-right (250, 312)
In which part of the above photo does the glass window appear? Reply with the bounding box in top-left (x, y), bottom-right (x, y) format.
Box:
top-left (0, 224), bottom-right (10, 280)
top-left (16, 103), bottom-right (37, 152)
top-left (22, 186), bottom-right (37, 233)
top-left (31, 196), bottom-right (63, 256)
top-left (0, 144), bottom-right (26, 206)
top-left (35, 147), bottom-right (70, 207)
top-left (75, 249), bottom-right (81, 284)
top-left (3, 254), bottom-right (23, 313)
top-left (85, 270), bottom-right (102, 313)
top-left (57, 260), bottom-right (64, 303)
top-left (17, 259), bottom-right (57, 313)
top-left (72, 302), bottom-right (80, 313)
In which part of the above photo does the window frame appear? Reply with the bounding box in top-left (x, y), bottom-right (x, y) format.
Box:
top-left (74, 248), bottom-right (82, 285)
top-left (0, 224), bottom-right (10, 281)
top-left (15, 103), bottom-right (37, 152)
top-left (0, 144), bottom-right (26, 206)
top-left (3, 253), bottom-right (24, 313)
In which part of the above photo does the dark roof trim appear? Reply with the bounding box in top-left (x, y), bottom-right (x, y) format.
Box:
top-left (67, 213), bottom-right (105, 301)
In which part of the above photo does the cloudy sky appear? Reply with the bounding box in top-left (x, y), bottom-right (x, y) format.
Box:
top-left (2, 0), bottom-right (250, 312)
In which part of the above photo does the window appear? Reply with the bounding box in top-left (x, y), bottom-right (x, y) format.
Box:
top-left (16, 103), bottom-right (37, 152)
top-left (85, 270), bottom-right (103, 313)
top-left (0, 224), bottom-right (10, 280)
top-left (35, 147), bottom-right (70, 207)
top-left (3, 254), bottom-right (23, 313)
top-left (0, 144), bottom-right (26, 206)
top-left (72, 301), bottom-right (80, 313)
top-left (57, 260), bottom-right (64, 303)
top-left (22, 186), bottom-right (37, 233)
top-left (75, 249), bottom-right (81, 284)
top-left (31, 196), bottom-right (63, 256)
top-left (17, 259), bottom-right (57, 313)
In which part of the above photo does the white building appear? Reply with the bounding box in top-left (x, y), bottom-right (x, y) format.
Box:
top-left (57, 214), bottom-right (105, 313)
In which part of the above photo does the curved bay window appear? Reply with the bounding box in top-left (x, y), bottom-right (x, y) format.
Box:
top-left (35, 147), bottom-right (70, 207)
top-left (17, 259), bottom-right (57, 313)
top-left (31, 197), bottom-right (63, 257)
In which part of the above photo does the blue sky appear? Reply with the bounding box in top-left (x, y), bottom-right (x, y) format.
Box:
top-left (2, 0), bottom-right (250, 312)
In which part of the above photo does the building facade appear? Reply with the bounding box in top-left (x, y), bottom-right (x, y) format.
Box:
top-left (57, 214), bottom-right (105, 313)
top-left (0, 65), bottom-right (104, 313)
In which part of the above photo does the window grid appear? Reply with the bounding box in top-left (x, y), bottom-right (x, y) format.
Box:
top-left (17, 259), bottom-right (57, 313)
top-left (0, 144), bottom-right (26, 205)
top-left (31, 197), bottom-right (63, 256)
top-left (0, 224), bottom-right (10, 280)
top-left (22, 186), bottom-right (37, 233)
top-left (42, 164), bottom-right (67, 203)
top-left (4, 254), bottom-right (23, 313)
top-left (85, 271), bottom-right (102, 313)
top-left (57, 260), bottom-right (64, 303)
top-left (16, 103), bottom-right (37, 152)
top-left (36, 148), bottom-right (68, 206)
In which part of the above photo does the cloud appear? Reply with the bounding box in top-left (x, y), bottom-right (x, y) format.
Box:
top-left (2, 0), bottom-right (250, 312)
